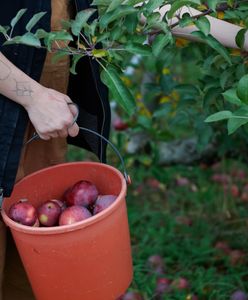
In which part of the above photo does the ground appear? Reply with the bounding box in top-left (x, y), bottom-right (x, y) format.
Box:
top-left (68, 146), bottom-right (248, 299)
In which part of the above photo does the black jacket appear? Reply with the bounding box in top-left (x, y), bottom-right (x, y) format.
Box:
top-left (0, 0), bottom-right (110, 197)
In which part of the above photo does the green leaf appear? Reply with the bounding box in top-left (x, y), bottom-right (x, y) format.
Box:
top-left (4, 33), bottom-right (41, 47)
top-left (91, 0), bottom-right (111, 5)
top-left (192, 31), bottom-right (232, 65)
top-left (10, 8), bottom-right (27, 28)
top-left (195, 16), bottom-right (210, 36)
top-left (235, 28), bottom-right (247, 49)
top-left (219, 70), bottom-right (231, 90)
top-left (99, 6), bottom-right (136, 28)
top-left (227, 117), bottom-right (248, 134)
top-left (222, 89), bottom-right (242, 106)
top-left (106, 0), bottom-right (123, 12)
top-left (237, 74), bottom-right (248, 104)
top-left (205, 110), bottom-right (233, 122)
top-left (51, 50), bottom-right (68, 64)
top-left (0, 25), bottom-right (9, 35)
top-left (92, 49), bottom-right (108, 58)
top-left (44, 31), bottom-right (73, 51)
top-left (124, 43), bottom-right (151, 56)
top-left (152, 33), bottom-right (171, 57)
top-left (144, 0), bottom-right (164, 13)
top-left (19, 32), bottom-right (41, 47)
top-left (101, 66), bottom-right (136, 115)
top-left (26, 12), bottom-right (47, 32)
top-left (70, 54), bottom-right (84, 75)
top-left (207, 0), bottom-right (219, 11)
top-left (35, 29), bottom-right (49, 39)
top-left (71, 9), bottom-right (97, 36)
top-left (167, 0), bottom-right (200, 19)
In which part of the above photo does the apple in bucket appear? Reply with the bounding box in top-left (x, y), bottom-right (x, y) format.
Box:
top-left (37, 200), bottom-right (62, 226)
top-left (8, 180), bottom-right (119, 227)
top-left (59, 205), bottom-right (92, 226)
top-left (93, 195), bottom-right (117, 215)
top-left (63, 180), bottom-right (99, 207)
top-left (9, 199), bottom-right (38, 226)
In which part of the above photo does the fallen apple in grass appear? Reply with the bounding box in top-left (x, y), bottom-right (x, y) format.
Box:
top-left (118, 291), bottom-right (144, 300)
top-left (63, 180), bottom-right (99, 207)
top-left (37, 200), bottom-right (62, 226)
top-left (231, 290), bottom-right (248, 300)
top-left (147, 254), bottom-right (165, 275)
top-left (171, 277), bottom-right (190, 290)
top-left (9, 199), bottom-right (37, 226)
top-left (155, 277), bottom-right (171, 297)
top-left (93, 195), bottom-right (117, 215)
top-left (59, 205), bottom-right (92, 226)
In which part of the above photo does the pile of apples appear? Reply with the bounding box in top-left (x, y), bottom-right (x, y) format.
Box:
top-left (8, 180), bottom-right (117, 227)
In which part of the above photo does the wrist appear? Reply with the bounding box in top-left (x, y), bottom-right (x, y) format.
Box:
top-left (21, 82), bottom-right (44, 110)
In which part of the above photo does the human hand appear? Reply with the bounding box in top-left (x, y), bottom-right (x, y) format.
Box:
top-left (24, 86), bottom-right (79, 140)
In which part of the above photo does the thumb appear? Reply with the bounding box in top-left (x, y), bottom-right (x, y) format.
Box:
top-left (67, 102), bottom-right (79, 137)
top-left (68, 122), bottom-right (79, 137)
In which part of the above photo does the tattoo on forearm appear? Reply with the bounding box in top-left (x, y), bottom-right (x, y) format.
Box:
top-left (0, 60), bottom-right (11, 80)
top-left (13, 79), bottom-right (33, 97)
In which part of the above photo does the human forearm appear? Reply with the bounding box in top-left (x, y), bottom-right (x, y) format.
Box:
top-left (140, 4), bottom-right (248, 51)
top-left (0, 52), bottom-right (43, 108)
top-left (0, 52), bottom-right (79, 140)
top-left (161, 5), bottom-right (248, 51)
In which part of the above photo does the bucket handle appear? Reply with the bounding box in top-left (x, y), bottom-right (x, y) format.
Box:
top-left (25, 103), bottom-right (131, 185)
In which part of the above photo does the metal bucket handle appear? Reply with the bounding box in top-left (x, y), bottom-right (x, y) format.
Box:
top-left (25, 103), bottom-right (131, 185)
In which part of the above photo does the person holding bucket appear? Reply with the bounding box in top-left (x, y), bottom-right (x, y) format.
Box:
top-left (0, 1), bottom-right (110, 299)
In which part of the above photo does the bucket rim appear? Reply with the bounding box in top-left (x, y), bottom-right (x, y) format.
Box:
top-left (1, 161), bottom-right (127, 235)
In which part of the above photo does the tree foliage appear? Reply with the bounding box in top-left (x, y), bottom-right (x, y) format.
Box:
top-left (0, 1), bottom-right (248, 157)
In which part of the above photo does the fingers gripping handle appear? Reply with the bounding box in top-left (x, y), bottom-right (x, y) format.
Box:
top-left (24, 103), bottom-right (131, 185)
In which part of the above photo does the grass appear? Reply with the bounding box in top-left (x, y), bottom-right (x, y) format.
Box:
top-left (67, 145), bottom-right (248, 300)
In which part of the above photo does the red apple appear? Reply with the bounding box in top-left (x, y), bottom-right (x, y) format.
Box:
top-left (231, 290), bottom-right (248, 300)
top-left (118, 291), bottom-right (144, 300)
top-left (214, 241), bottom-right (231, 255)
top-left (211, 173), bottom-right (231, 184)
top-left (155, 277), bottom-right (171, 295)
top-left (50, 199), bottom-right (66, 211)
top-left (93, 195), bottom-right (117, 215)
top-left (171, 277), bottom-right (190, 290)
top-left (63, 180), bottom-right (98, 207)
top-left (9, 199), bottom-right (37, 226)
top-left (113, 118), bottom-right (128, 131)
top-left (37, 200), bottom-right (62, 226)
top-left (229, 250), bottom-right (245, 266)
top-left (147, 254), bottom-right (165, 275)
top-left (59, 205), bottom-right (92, 226)
top-left (176, 177), bottom-right (190, 186)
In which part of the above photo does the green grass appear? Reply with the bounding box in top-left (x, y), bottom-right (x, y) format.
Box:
top-left (67, 145), bottom-right (248, 300)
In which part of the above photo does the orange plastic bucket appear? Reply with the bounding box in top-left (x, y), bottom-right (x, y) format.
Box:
top-left (1, 162), bottom-right (133, 300)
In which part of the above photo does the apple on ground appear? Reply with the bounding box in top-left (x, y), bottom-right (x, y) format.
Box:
top-left (214, 241), bottom-right (231, 255)
top-left (229, 250), bottom-right (245, 266)
top-left (63, 180), bottom-right (99, 207)
top-left (147, 254), bottom-right (165, 275)
top-left (155, 277), bottom-right (171, 297)
top-left (93, 195), bottom-right (117, 215)
top-left (117, 291), bottom-right (144, 300)
top-left (171, 277), bottom-right (190, 290)
top-left (37, 200), bottom-right (62, 226)
top-left (231, 290), bottom-right (248, 300)
top-left (9, 199), bottom-right (37, 226)
top-left (59, 205), bottom-right (92, 226)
